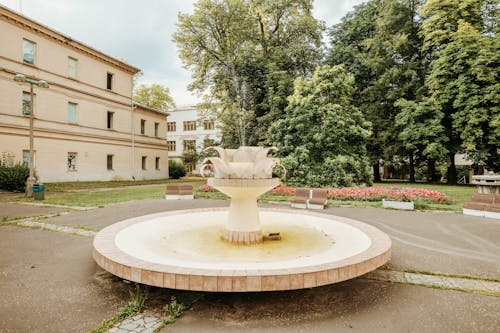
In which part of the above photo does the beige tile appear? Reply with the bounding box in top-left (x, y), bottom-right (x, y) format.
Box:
top-left (202, 276), bottom-right (218, 292)
top-left (289, 274), bottom-right (304, 290)
top-left (189, 275), bottom-right (204, 290)
top-left (217, 276), bottom-right (233, 292)
top-left (261, 276), bottom-right (277, 291)
top-left (275, 275), bottom-right (290, 290)
top-left (328, 269), bottom-right (339, 283)
top-left (316, 271), bottom-right (329, 286)
top-left (175, 274), bottom-right (189, 290)
top-left (246, 276), bottom-right (262, 291)
top-left (232, 276), bottom-right (247, 292)
top-left (129, 267), bottom-right (142, 283)
top-left (163, 273), bottom-right (176, 288)
top-left (142, 270), bottom-right (163, 287)
top-left (303, 273), bottom-right (316, 288)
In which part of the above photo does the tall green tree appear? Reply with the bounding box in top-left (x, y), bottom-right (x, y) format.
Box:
top-left (421, 0), bottom-right (500, 179)
top-left (133, 84), bottom-right (175, 111)
top-left (174, 0), bottom-right (323, 147)
top-left (270, 65), bottom-right (372, 187)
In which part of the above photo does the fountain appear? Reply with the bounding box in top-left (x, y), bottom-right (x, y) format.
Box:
top-left (93, 147), bottom-right (392, 292)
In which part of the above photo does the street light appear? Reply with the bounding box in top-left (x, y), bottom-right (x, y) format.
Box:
top-left (13, 74), bottom-right (49, 197)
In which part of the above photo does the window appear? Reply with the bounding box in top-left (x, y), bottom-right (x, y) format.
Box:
top-left (23, 39), bottom-right (35, 64)
top-left (22, 92), bottom-right (32, 115)
top-left (67, 152), bottom-right (77, 171)
top-left (167, 122), bottom-right (176, 132)
top-left (142, 156), bottom-right (147, 170)
top-left (68, 102), bottom-right (77, 123)
top-left (167, 141), bottom-right (176, 151)
top-left (155, 157), bottom-right (160, 170)
top-left (140, 119), bottom-right (145, 135)
top-left (203, 120), bottom-right (215, 130)
top-left (107, 155), bottom-right (113, 170)
top-left (106, 72), bottom-right (113, 90)
top-left (107, 111), bottom-right (114, 129)
top-left (22, 150), bottom-right (30, 166)
top-left (185, 163), bottom-right (196, 174)
top-left (68, 57), bottom-right (77, 78)
top-left (183, 121), bottom-right (196, 131)
top-left (183, 140), bottom-right (196, 152)
top-left (154, 122), bottom-right (159, 137)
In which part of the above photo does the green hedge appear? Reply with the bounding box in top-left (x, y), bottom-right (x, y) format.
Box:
top-left (0, 163), bottom-right (30, 192)
top-left (168, 160), bottom-right (186, 179)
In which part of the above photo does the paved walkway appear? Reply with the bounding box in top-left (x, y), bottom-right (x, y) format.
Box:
top-left (0, 199), bottom-right (499, 333)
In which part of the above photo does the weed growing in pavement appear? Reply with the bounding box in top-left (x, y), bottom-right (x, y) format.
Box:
top-left (161, 296), bottom-right (187, 325)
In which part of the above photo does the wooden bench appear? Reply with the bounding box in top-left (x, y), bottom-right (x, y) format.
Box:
top-left (463, 193), bottom-right (500, 219)
top-left (165, 184), bottom-right (194, 200)
top-left (308, 189), bottom-right (328, 210)
top-left (290, 188), bottom-right (328, 210)
top-left (290, 188), bottom-right (311, 209)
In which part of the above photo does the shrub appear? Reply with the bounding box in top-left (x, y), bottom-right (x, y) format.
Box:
top-left (0, 163), bottom-right (30, 192)
top-left (168, 160), bottom-right (186, 179)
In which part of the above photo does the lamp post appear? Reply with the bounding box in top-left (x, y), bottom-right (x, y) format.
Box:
top-left (13, 74), bottom-right (49, 197)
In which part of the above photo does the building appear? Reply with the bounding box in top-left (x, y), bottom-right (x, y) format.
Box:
top-left (167, 105), bottom-right (221, 174)
top-left (0, 5), bottom-right (169, 182)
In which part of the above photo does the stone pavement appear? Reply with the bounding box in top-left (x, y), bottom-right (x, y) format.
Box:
top-left (108, 314), bottom-right (161, 333)
top-left (0, 198), bottom-right (499, 333)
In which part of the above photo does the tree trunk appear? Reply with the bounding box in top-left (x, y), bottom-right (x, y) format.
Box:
top-left (447, 153), bottom-right (457, 184)
top-left (373, 162), bottom-right (381, 182)
top-left (427, 159), bottom-right (435, 182)
top-left (409, 154), bottom-right (415, 183)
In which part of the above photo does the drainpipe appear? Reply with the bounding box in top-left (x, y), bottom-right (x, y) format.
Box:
top-left (131, 79), bottom-right (136, 180)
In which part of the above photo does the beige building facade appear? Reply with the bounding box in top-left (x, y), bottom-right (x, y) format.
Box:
top-left (0, 5), bottom-right (168, 182)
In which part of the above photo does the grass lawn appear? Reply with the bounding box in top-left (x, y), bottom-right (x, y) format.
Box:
top-left (6, 178), bottom-right (476, 211)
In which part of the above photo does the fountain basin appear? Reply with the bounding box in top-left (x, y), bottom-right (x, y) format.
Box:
top-left (93, 208), bottom-right (391, 292)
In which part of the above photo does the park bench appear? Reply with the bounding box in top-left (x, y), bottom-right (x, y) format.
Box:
top-left (165, 184), bottom-right (194, 200)
top-left (308, 188), bottom-right (328, 210)
top-left (290, 188), bottom-right (328, 210)
top-left (463, 193), bottom-right (500, 219)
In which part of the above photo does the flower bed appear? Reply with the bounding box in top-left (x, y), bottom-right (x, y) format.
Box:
top-left (268, 186), bottom-right (448, 204)
top-left (198, 184), bottom-right (216, 192)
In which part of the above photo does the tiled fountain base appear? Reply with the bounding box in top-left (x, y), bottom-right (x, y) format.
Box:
top-left (93, 208), bottom-right (392, 292)
top-left (223, 229), bottom-right (263, 244)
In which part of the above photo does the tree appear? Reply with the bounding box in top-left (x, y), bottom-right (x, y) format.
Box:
top-left (174, 0), bottom-right (323, 147)
top-left (421, 0), bottom-right (500, 179)
top-left (270, 65), bottom-right (372, 187)
top-left (134, 84), bottom-right (175, 111)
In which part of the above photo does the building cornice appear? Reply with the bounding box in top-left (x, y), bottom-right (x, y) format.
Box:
top-left (0, 4), bottom-right (140, 75)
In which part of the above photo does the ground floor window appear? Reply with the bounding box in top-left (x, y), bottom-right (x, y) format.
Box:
top-left (107, 155), bottom-right (113, 170)
top-left (67, 152), bottom-right (77, 171)
top-left (185, 162), bottom-right (196, 174)
top-left (142, 156), bottom-right (147, 170)
top-left (155, 157), bottom-right (160, 170)
top-left (22, 150), bottom-right (30, 166)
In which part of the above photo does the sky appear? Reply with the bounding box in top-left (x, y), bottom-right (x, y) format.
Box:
top-left (0, 0), bottom-right (365, 106)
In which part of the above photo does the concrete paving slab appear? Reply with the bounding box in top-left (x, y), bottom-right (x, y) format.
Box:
top-left (161, 278), bottom-right (500, 333)
top-left (0, 225), bottom-right (128, 333)
top-left (0, 203), bottom-right (70, 220)
top-left (322, 207), bottom-right (500, 278)
top-left (44, 199), bottom-right (228, 230)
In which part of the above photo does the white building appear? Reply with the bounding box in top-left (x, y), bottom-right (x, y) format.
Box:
top-left (167, 105), bottom-right (221, 174)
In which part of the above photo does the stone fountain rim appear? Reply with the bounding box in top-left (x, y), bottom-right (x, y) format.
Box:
top-left (93, 207), bottom-right (392, 291)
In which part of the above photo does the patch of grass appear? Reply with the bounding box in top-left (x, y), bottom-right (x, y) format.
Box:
top-left (161, 296), bottom-right (188, 326)
top-left (43, 177), bottom-right (201, 192)
top-left (90, 284), bottom-right (149, 333)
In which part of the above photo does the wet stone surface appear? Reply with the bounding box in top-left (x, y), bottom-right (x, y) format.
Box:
top-left (108, 314), bottom-right (162, 333)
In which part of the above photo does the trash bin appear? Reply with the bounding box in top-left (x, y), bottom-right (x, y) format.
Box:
top-left (32, 184), bottom-right (45, 200)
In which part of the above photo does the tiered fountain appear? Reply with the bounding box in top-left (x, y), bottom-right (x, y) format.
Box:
top-left (93, 147), bottom-right (391, 292)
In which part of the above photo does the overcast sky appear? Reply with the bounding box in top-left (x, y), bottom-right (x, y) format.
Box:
top-left (0, 0), bottom-right (365, 106)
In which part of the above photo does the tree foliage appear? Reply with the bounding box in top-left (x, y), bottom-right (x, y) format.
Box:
top-left (174, 0), bottom-right (323, 147)
top-left (134, 84), bottom-right (175, 111)
top-left (270, 66), bottom-right (372, 187)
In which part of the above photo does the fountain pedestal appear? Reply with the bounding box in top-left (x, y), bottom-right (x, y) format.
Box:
top-left (208, 178), bottom-right (279, 244)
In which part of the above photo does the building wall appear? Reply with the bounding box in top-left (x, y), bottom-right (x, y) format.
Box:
top-left (0, 6), bottom-right (168, 182)
top-left (167, 105), bottom-right (221, 174)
